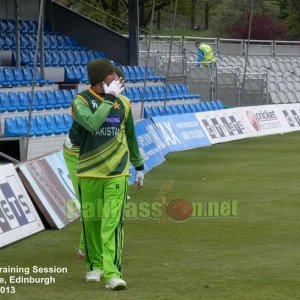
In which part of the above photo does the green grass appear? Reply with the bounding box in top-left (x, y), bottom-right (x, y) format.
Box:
top-left (1, 132), bottom-right (300, 299)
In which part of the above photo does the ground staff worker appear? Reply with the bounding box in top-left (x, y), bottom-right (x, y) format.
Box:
top-left (195, 40), bottom-right (217, 67)
top-left (71, 58), bottom-right (144, 290)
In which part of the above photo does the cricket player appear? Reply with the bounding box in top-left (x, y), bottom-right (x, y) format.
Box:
top-left (71, 58), bottom-right (144, 290)
top-left (63, 66), bottom-right (127, 260)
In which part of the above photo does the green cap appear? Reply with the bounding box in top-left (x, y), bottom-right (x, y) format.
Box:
top-left (87, 58), bottom-right (114, 86)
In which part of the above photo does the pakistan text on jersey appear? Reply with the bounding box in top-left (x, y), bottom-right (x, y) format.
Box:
top-left (92, 127), bottom-right (120, 136)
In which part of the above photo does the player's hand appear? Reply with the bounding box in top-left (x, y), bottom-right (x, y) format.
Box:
top-left (135, 171), bottom-right (144, 189)
top-left (103, 79), bottom-right (124, 97)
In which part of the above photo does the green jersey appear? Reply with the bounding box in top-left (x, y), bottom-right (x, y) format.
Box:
top-left (71, 88), bottom-right (143, 178)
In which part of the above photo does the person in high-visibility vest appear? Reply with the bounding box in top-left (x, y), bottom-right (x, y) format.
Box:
top-left (195, 40), bottom-right (217, 67)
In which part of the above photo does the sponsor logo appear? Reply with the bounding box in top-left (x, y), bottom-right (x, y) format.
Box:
top-left (246, 111), bottom-right (261, 131)
top-left (246, 109), bottom-right (282, 131)
top-left (201, 115), bottom-right (246, 139)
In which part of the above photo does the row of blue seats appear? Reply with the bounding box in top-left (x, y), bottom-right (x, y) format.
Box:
top-left (0, 89), bottom-right (76, 112)
top-left (0, 19), bottom-right (50, 33)
top-left (4, 113), bottom-right (73, 137)
top-left (143, 100), bottom-right (224, 118)
top-left (16, 49), bottom-right (106, 67)
top-left (123, 84), bottom-right (200, 103)
top-left (0, 32), bottom-right (80, 51)
top-left (0, 67), bottom-right (53, 87)
top-left (120, 65), bottom-right (165, 83)
top-left (64, 65), bottom-right (166, 85)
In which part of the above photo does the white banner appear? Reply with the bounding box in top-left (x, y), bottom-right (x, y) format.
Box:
top-left (195, 108), bottom-right (251, 144)
top-left (0, 164), bottom-right (44, 248)
top-left (18, 151), bottom-right (80, 230)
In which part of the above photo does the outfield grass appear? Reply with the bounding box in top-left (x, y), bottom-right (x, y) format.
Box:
top-left (1, 132), bottom-right (300, 300)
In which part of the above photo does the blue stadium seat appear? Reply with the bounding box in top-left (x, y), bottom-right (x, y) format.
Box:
top-left (79, 50), bottom-right (89, 65)
top-left (72, 66), bottom-right (82, 82)
top-left (59, 50), bottom-right (72, 66)
top-left (126, 66), bottom-right (138, 83)
top-left (143, 106), bottom-right (152, 119)
top-left (19, 20), bottom-right (30, 33)
top-left (9, 92), bottom-right (26, 112)
top-left (45, 90), bottom-right (59, 109)
top-left (44, 115), bottom-right (62, 135)
top-left (157, 86), bottom-right (167, 101)
top-left (56, 35), bottom-right (66, 50)
top-left (27, 91), bottom-right (43, 110)
top-left (28, 20), bottom-right (38, 33)
top-left (131, 87), bottom-right (141, 103)
top-left (64, 66), bottom-right (75, 82)
top-left (150, 86), bottom-right (160, 102)
top-left (73, 50), bottom-right (82, 66)
top-left (158, 105), bottom-right (166, 116)
top-left (0, 68), bottom-right (11, 87)
top-left (165, 106), bottom-right (173, 115)
top-left (20, 34), bottom-right (30, 49)
top-left (4, 32), bottom-right (15, 49)
top-left (211, 100), bottom-right (219, 110)
top-left (62, 89), bottom-right (73, 107)
top-left (20, 50), bottom-right (32, 66)
top-left (177, 104), bottom-right (185, 114)
top-left (25, 116), bottom-right (44, 137)
top-left (151, 106), bottom-right (161, 117)
top-left (174, 84), bottom-right (187, 99)
top-left (36, 91), bottom-right (50, 110)
top-left (205, 101), bottom-right (214, 111)
top-left (200, 102), bottom-right (209, 111)
top-left (4, 118), bottom-right (20, 137)
top-left (65, 50), bottom-right (75, 65)
top-left (86, 50), bottom-right (96, 62)
top-left (44, 34), bottom-right (52, 49)
top-left (133, 66), bottom-right (144, 81)
top-left (124, 86), bottom-right (134, 101)
top-left (54, 114), bottom-right (69, 134)
top-left (3, 68), bottom-right (18, 86)
top-left (183, 104), bottom-right (192, 113)
top-left (189, 103), bottom-right (198, 113)
top-left (139, 66), bottom-right (154, 81)
top-left (171, 104), bottom-right (180, 115)
top-left (216, 100), bottom-right (224, 109)
top-left (13, 68), bottom-right (29, 85)
top-left (0, 92), bottom-right (14, 112)
top-left (35, 115), bottom-right (53, 136)
top-left (15, 117), bottom-right (29, 136)
top-left (52, 50), bottom-right (62, 66)
top-left (54, 89), bottom-right (68, 108)
top-left (18, 91), bottom-right (30, 110)
top-left (44, 50), bottom-right (54, 67)
top-left (146, 67), bottom-right (165, 81)
top-left (195, 103), bottom-right (203, 112)
top-left (63, 113), bottom-right (73, 130)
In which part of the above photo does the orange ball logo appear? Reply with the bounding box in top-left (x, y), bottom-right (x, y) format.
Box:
top-left (166, 199), bottom-right (193, 221)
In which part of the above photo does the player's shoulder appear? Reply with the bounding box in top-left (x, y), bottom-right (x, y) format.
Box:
top-left (118, 94), bottom-right (131, 111)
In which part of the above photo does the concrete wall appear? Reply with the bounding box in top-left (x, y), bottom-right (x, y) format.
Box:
top-left (0, 0), bottom-right (40, 20)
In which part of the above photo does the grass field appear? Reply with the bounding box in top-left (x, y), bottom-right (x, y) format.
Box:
top-left (1, 132), bottom-right (300, 300)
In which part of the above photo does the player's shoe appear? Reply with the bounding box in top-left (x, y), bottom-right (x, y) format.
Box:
top-left (85, 270), bottom-right (103, 282)
top-left (105, 278), bottom-right (127, 290)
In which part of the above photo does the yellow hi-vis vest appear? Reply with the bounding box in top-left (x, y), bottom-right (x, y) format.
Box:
top-left (199, 43), bottom-right (216, 64)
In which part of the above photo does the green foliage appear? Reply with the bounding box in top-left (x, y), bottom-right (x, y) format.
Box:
top-left (211, 0), bottom-right (283, 38)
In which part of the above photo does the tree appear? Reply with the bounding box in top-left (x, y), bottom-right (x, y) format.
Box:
top-left (211, 0), bottom-right (287, 39)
